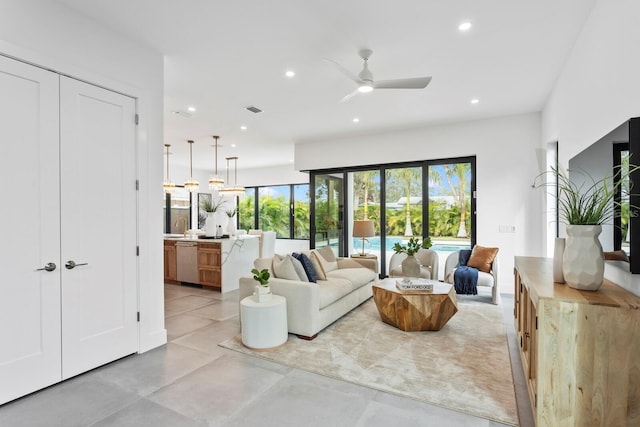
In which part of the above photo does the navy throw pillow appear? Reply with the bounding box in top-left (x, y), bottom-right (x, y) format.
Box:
top-left (459, 249), bottom-right (472, 266)
top-left (292, 252), bottom-right (318, 283)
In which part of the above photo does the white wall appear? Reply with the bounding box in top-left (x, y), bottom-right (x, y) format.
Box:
top-left (296, 113), bottom-right (543, 292)
top-left (542, 0), bottom-right (640, 296)
top-left (542, 0), bottom-right (640, 166)
top-left (1, 0), bottom-right (166, 351)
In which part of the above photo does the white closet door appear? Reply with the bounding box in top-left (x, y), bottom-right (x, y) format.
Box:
top-left (0, 56), bottom-right (61, 403)
top-left (59, 77), bottom-right (137, 378)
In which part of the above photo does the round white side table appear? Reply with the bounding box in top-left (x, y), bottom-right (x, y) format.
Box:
top-left (240, 294), bottom-right (288, 349)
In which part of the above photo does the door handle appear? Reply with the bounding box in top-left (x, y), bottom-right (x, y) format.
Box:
top-left (65, 260), bottom-right (88, 270)
top-left (35, 262), bottom-right (57, 272)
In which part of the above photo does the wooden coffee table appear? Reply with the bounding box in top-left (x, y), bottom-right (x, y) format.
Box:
top-left (372, 279), bottom-right (458, 331)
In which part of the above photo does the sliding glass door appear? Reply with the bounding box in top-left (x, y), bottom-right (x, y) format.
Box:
top-left (312, 173), bottom-right (344, 257)
top-left (311, 156), bottom-right (475, 277)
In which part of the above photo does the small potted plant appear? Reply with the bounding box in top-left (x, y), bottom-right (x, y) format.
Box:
top-left (251, 268), bottom-right (271, 302)
top-left (393, 236), bottom-right (431, 278)
top-left (200, 196), bottom-right (226, 236)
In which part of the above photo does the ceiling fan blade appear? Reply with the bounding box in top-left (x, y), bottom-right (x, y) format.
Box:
top-left (340, 89), bottom-right (360, 103)
top-left (374, 76), bottom-right (432, 89)
top-left (324, 58), bottom-right (361, 84)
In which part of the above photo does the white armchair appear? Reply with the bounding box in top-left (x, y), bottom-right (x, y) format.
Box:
top-left (444, 251), bottom-right (500, 305)
top-left (388, 248), bottom-right (439, 280)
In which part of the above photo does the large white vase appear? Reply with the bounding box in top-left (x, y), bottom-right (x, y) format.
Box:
top-left (227, 216), bottom-right (237, 235)
top-left (205, 212), bottom-right (216, 237)
top-left (562, 225), bottom-right (604, 291)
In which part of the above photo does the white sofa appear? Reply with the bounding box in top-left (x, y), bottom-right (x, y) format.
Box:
top-left (239, 253), bottom-right (377, 339)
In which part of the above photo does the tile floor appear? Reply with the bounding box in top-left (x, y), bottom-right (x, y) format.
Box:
top-left (0, 284), bottom-right (534, 426)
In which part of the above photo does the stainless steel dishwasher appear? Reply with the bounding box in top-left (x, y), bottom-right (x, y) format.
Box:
top-left (175, 241), bottom-right (199, 284)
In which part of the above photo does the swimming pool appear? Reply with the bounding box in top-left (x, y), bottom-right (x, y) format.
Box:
top-left (353, 236), bottom-right (470, 252)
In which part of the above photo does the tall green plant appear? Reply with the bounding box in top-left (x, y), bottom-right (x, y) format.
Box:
top-left (534, 165), bottom-right (640, 225)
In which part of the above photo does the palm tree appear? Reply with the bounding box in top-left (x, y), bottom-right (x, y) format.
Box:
top-left (393, 168), bottom-right (420, 236)
top-left (444, 163), bottom-right (471, 238)
top-left (353, 170), bottom-right (378, 220)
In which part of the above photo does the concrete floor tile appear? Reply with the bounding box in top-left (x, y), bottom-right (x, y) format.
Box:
top-left (222, 371), bottom-right (370, 427)
top-left (189, 300), bottom-right (239, 321)
top-left (147, 354), bottom-right (287, 425)
top-left (173, 320), bottom-right (240, 355)
top-left (165, 295), bottom-right (216, 317)
top-left (91, 398), bottom-right (206, 427)
top-left (90, 343), bottom-right (216, 396)
top-left (0, 375), bottom-right (139, 427)
top-left (165, 314), bottom-right (215, 341)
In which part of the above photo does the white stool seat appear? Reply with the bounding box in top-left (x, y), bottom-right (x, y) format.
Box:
top-left (240, 294), bottom-right (288, 349)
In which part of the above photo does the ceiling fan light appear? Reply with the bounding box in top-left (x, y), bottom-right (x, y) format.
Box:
top-left (358, 83), bottom-right (373, 93)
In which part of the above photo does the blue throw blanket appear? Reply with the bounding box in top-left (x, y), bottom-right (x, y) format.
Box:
top-left (454, 249), bottom-right (478, 295)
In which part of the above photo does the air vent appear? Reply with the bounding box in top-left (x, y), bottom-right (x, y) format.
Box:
top-left (245, 106), bottom-right (263, 114)
top-left (172, 111), bottom-right (192, 118)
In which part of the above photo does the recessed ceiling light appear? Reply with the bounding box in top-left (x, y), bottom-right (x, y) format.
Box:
top-left (353, 118), bottom-right (360, 123)
top-left (285, 70), bottom-right (296, 78)
top-left (289, 159), bottom-right (294, 163)
top-left (240, 125), bottom-right (247, 130)
top-left (231, 143), bottom-right (237, 148)
top-left (458, 21), bottom-right (472, 32)
top-left (187, 106), bottom-right (196, 112)
top-left (470, 98), bottom-right (479, 104)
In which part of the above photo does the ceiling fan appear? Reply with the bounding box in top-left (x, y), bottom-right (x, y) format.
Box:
top-left (328, 49), bottom-right (432, 102)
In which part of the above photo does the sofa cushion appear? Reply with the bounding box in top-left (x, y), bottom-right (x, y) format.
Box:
top-left (326, 267), bottom-right (376, 290)
top-left (313, 248), bottom-right (338, 276)
top-left (273, 254), bottom-right (308, 281)
top-left (307, 251), bottom-right (327, 280)
top-left (292, 252), bottom-right (317, 283)
top-left (316, 246), bottom-right (337, 263)
top-left (317, 277), bottom-right (353, 309)
top-left (467, 246), bottom-right (499, 273)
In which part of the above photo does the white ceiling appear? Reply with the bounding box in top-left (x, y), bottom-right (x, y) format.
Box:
top-left (56, 0), bottom-right (596, 171)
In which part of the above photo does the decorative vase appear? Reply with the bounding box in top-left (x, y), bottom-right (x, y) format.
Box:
top-left (552, 237), bottom-right (565, 283)
top-left (205, 212), bottom-right (216, 237)
top-left (562, 225), bottom-right (604, 291)
top-left (253, 284), bottom-right (271, 302)
top-left (227, 217), bottom-right (237, 235)
top-left (401, 255), bottom-right (421, 278)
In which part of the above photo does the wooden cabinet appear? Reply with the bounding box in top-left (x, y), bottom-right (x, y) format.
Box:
top-left (163, 240), bottom-right (177, 282)
top-left (514, 256), bottom-right (640, 426)
top-left (197, 242), bottom-right (221, 289)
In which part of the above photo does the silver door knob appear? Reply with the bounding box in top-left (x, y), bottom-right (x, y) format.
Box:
top-left (65, 260), bottom-right (88, 270)
top-left (35, 262), bottom-right (57, 272)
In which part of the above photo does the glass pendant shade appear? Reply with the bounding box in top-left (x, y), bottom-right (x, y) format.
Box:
top-left (184, 139), bottom-right (199, 193)
top-left (208, 135), bottom-right (225, 190)
top-left (219, 156), bottom-right (245, 196)
top-left (163, 144), bottom-right (175, 194)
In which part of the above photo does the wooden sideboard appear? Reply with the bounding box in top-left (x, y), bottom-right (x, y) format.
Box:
top-left (514, 256), bottom-right (640, 426)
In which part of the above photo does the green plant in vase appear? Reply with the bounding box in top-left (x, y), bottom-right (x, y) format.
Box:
top-left (392, 236), bottom-right (432, 278)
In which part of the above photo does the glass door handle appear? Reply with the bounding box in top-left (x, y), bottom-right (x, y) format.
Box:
top-left (35, 262), bottom-right (57, 272)
top-left (65, 260), bottom-right (88, 270)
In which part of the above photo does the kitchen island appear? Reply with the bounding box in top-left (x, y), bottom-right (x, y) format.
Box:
top-left (164, 235), bottom-right (259, 294)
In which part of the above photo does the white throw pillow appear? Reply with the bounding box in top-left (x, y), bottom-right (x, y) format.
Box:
top-left (312, 249), bottom-right (338, 276)
top-left (273, 254), bottom-right (308, 281)
top-left (305, 251), bottom-right (326, 280)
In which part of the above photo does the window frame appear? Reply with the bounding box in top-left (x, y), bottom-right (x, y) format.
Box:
top-left (242, 183), bottom-right (310, 240)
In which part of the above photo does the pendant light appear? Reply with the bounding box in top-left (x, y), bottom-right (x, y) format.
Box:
top-left (163, 144), bottom-right (176, 194)
top-left (219, 156), bottom-right (245, 196)
top-left (208, 135), bottom-right (224, 190)
top-left (183, 139), bottom-right (199, 192)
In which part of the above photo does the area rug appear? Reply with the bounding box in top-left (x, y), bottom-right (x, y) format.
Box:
top-left (219, 298), bottom-right (519, 426)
